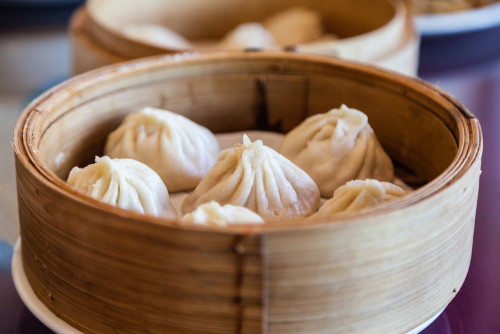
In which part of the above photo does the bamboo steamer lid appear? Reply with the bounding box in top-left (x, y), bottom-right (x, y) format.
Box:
top-left (14, 52), bottom-right (481, 333)
top-left (70, 0), bottom-right (419, 75)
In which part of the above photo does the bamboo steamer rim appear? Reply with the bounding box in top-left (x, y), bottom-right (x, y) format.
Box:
top-left (302, 0), bottom-right (408, 60)
top-left (83, 0), bottom-right (410, 61)
top-left (368, 4), bottom-right (417, 62)
top-left (70, 6), bottom-right (125, 62)
top-left (13, 51), bottom-right (482, 234)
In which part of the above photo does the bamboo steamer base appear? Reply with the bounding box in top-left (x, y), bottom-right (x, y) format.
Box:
top-left (70, 0), bottom-right (419, 76)
top-left (9, 239), bottom-right (449, 333)
top-left (14, 52), bottom-right (482, 333)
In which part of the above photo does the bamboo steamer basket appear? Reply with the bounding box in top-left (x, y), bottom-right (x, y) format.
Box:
top-left (70, 0), bottom-right (419, 76)
top-left (14, 52), bottom-right (481, 333)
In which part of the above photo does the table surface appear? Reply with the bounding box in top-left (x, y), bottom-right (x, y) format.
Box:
top-left (1, 12), bottom-right (500, 334)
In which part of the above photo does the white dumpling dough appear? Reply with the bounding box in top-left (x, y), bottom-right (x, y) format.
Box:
top-left (182, 134), bottom-right (320, 220)
top-left (279, 104), bottom-right (394, 198)
top-left (218, 22), bottom-right (276, 50)
top-left (67, 156), bottom-right (176, 219)
top-left (122, 23), bottom-right (193, 50)
top-left (309, 179), bottom-right (407, 218)
top-left (104, 107), bottom-right (219, 193)
top-left (181, 201), bottom-right (264, 226)
top-left (263, 7), bottom-right (325, 46)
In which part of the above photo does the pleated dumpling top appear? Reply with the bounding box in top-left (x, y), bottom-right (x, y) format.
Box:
top-left (182, 134), bottom-right (320, 220)
top-left (279, 104), bottom-right (394, 198)
top-left (104, 107), bottom-right (219, 193)
top-left (67, 156), bottom-right (176, 219)
top-left (310, 179), bottom-right (407, 218)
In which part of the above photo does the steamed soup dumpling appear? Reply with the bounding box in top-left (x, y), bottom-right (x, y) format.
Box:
top-left (263, 7), bottom-right (325, 46)
top-left (182, 134), bottom-right (320, 220)
top-left (309, 179), bottom-right (407, 218)
top-left (104, 107), bottom-right (219, 192)
top-left (67, 156), bottom-right (176, 219)
top-left (279, 104), bottom-right (394, 198)
top-left (181, 201), bottom-right (264, 226)
top-left (218, 22), bottom-right (276, 50)
top-left (122, 23), bottom-right (193, 50)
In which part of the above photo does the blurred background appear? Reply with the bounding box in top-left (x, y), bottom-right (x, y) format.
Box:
top-left (1, 0), bottom-right (499, 332)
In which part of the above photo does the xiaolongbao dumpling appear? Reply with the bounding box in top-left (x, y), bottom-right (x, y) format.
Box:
top-left (67, 156), bottom-right (176, 219)
top-left (279, 104), bottom-right (394, 198)
top-left (263, 7), bottom-right (325, 46)
top-left (309, 179), bottom-right (407, 218)
top-left (218, 22), bottom-right (276, 50)
top-left (122, 23), bottom-right (193, 50)
top-left (182, 134), bottom-right (320, 220)
top-left (104, 107), bottom-right (219, 192)
top-left (181, 201), bottom-right (264, 226)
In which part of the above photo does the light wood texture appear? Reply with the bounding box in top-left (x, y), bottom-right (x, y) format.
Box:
top-left (14, 52), bottom-right (482, 333)
top-left (70, 7), bottom-right (123, 74)
top-left (70, 0), bottom-right (419, 75)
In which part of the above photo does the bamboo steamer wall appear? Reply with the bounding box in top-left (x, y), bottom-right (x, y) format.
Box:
top-left (70, 0), bottom-right (419, 76)
top-left (14, 52), bottom-right (481, 333)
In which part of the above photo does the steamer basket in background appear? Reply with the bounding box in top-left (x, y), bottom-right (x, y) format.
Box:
top-left (414, 1), bottom-right (500, 72)
top-left (70, 0), bottom-right (419, 76)
top-left (13, 52), bottom-right (481, 333)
